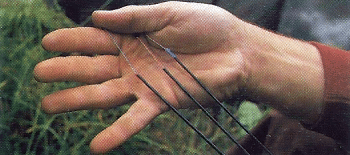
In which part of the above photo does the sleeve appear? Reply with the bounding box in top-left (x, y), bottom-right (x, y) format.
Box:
top-left (308, 42), bottom-right (350, 151)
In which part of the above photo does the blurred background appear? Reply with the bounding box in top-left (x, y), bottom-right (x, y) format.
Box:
top-left (0, 0), bottom-right (349, 154)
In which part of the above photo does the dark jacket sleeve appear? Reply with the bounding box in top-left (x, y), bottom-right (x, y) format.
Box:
top-left (227, 43), bottom-right (350, 155)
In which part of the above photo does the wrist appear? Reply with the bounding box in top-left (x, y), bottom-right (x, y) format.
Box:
top-left (238, 21), bottom-right (325, 124)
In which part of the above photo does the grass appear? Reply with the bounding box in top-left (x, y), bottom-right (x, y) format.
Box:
top-left (0, 0), bottom-right (266, 154)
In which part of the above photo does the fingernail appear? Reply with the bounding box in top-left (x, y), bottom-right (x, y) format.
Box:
top-left (93, 10), bottom-right (111, 14)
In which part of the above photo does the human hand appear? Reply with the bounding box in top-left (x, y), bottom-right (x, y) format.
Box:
top-left (34, 1), bottom-right (248, 153)
top-left (35, 1), bottom-right (324, 153)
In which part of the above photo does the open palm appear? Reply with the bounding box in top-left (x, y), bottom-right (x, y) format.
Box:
top-left (34, 1), bottom-right (248, 153)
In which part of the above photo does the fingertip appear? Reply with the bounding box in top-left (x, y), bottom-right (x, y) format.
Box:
top-left (33, 58), bottom-right (60, 83)
top-left (90, 131), bottom-right (118, 154)
top-left (42, 29), bottom-right (70, 51)
top-left (41, 95), bottom-right (58, 114)
top-left (42, 27), bottom-right (117, 54)
top-left (91, 4), bottom-right (171, 33)
top-left (41, 31), bottom-right (56, 51)
top-left (88, 101), bottom-right (164, 154)
top-left (41, 91), bottom-right (73, 114)
top-left (89, 137), bottom-right (106, 154)
top-left (33, 62), bottom-right (44, 82)
top-left (33, 59), bottom-right (52, 83)
top-left (91, 10), bottom-right (108, 27)
top-left (92, 10), bottom-right (110, 18)
top-left (92, 10), bottom-right (119, 29)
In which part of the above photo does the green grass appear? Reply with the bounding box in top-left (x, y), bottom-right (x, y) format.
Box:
top-left (0, 0), bottom-right (267, 154)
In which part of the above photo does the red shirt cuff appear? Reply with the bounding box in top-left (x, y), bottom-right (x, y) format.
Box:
top-left (309, 42), bottom-right (349, 149)
top-left (310, 42), bottom-right (349, 102)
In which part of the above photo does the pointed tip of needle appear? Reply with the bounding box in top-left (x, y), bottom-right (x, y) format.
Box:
top-left (106, 30), bottom-right (139, 75)
top-left (145, 35), bottom-right (167, 50)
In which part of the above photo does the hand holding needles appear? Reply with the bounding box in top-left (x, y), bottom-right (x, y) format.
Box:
top-left (36, 23), bottom-right (247, 155)
top-left (35, 1), bottom-right (324, 154)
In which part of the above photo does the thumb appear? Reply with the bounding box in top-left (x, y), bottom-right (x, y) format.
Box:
top-left (92, 2), bottom-right (175, 33)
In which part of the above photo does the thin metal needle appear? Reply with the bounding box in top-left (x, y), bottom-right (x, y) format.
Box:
top-left (138, 37), bottom-right (250, 155)
top-left (106, 31), bottom-right (225, 155)
top-left (136, 74), bottom-right (225, 155)
top-left (146, 35), bottom-right (273, 155)
top-left (107, 32), bottom-right (138, 74)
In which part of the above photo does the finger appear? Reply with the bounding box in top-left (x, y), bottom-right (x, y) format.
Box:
top-left (89, 99), bottom-right (164, 154)
top-left (42, 27), bottom-right (119, 54)
top-left (41, 78), bottom-right (136, 114)
top-left (34, 55), bottom-right (122, 84)
top-left (92, 2), bottom-right (175, 33)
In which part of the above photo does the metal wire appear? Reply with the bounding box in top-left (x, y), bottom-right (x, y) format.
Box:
top-left (137, 37), bottom-right (250, 155)
top-left (145, 35), bottom-right (273, 155)
top-left (106, 31), bottom-right (225, 155)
